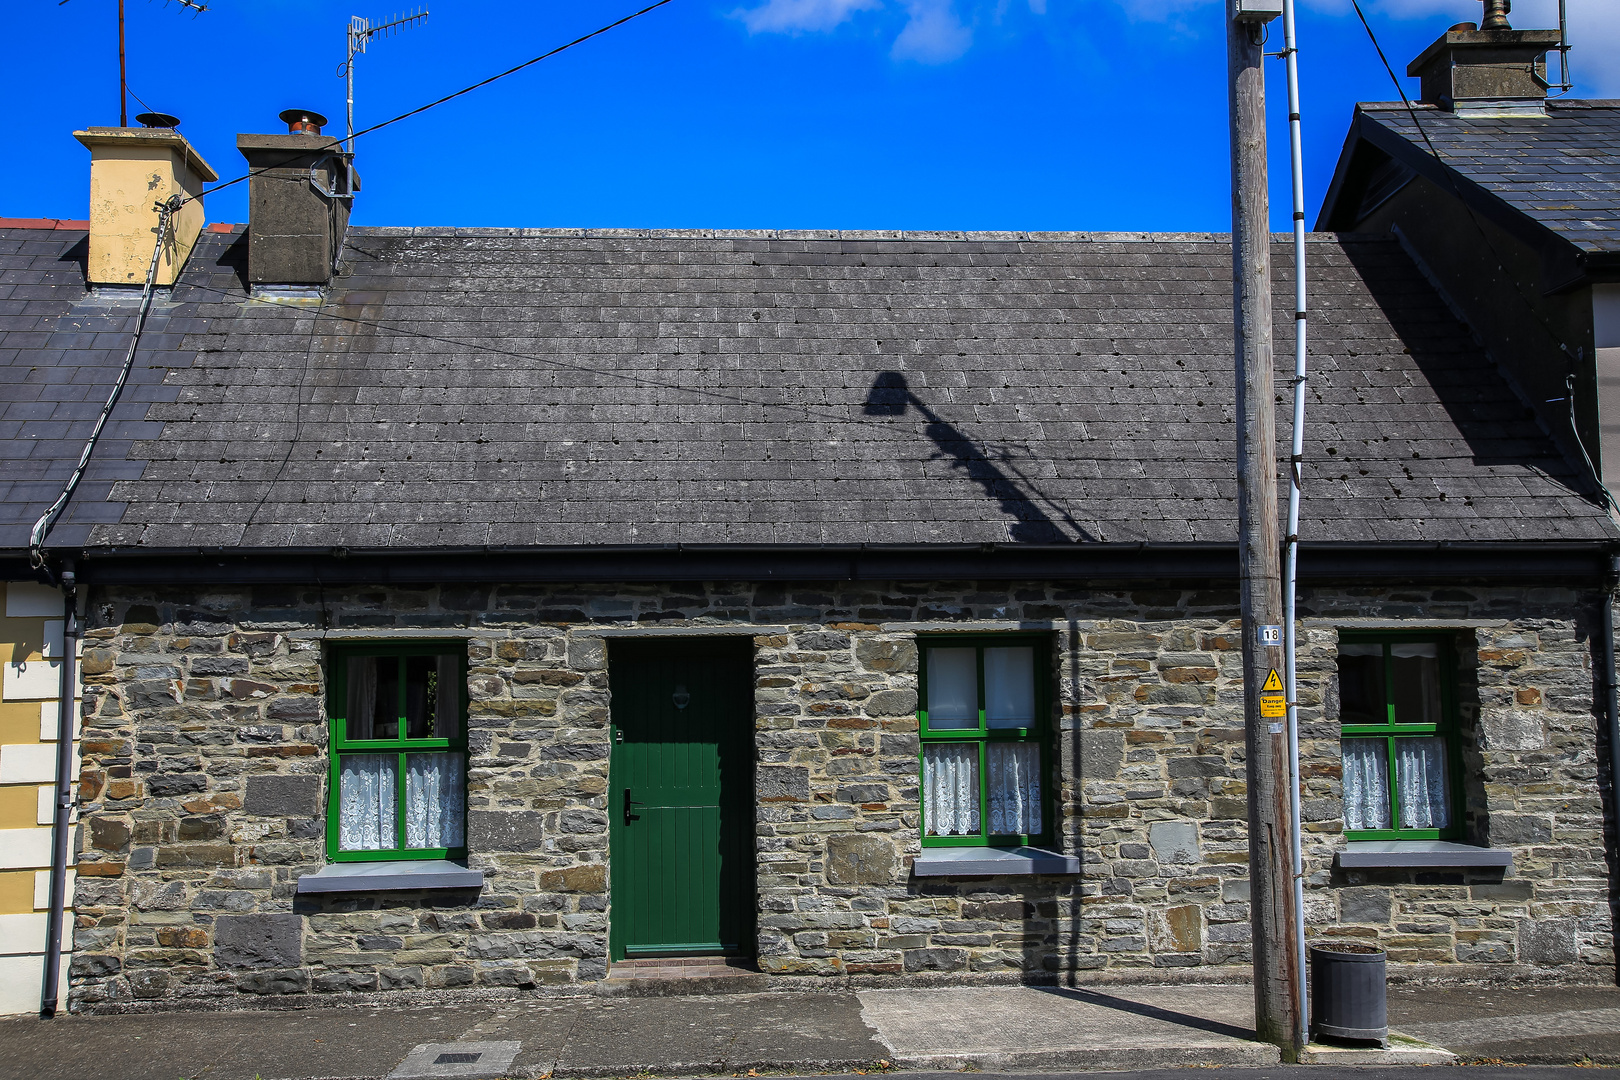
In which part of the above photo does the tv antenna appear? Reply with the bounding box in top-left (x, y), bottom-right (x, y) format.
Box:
top-left (59, 0), bottom-right (208, 128)
top-left (340, 9), bottom-right (430, 157)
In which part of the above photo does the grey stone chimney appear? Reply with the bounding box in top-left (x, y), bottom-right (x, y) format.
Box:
top-left (1407, 4), bottom-right (1561, 117)
top-left (236, 109), bottom-right (357, 286)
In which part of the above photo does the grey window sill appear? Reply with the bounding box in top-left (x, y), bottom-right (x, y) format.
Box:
top-left (913, 846), bottom-right (1081, 877)
top-left (1336, 840), bottom-right (1513, 869)
top-left (295, 859), bottom-right (484, 894)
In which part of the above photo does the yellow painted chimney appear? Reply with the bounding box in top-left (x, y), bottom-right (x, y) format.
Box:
top-left (72, 126), bottom-right (218, 286)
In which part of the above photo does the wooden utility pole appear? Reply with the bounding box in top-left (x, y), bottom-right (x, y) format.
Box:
top-left (1226, 0), bottom-right (1304, 1059)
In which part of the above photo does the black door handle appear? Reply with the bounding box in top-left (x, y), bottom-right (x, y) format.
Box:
top-left (623, 787), bottom-right (637, 824)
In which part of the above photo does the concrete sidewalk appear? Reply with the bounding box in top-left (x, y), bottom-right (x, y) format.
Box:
top-left (1, 981), bottom-right (1617, 1080)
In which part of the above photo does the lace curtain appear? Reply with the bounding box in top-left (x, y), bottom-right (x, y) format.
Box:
top-left (1342, 739), bottom-right (1390, 831)
top-left (406, 752), bottom-right (466, 849)
top-left (1343, 737), bottom-right (1449, 830)
top-left (339, 752), bottom-right (467, 851)
top-left (925, 744), bottom-right (979, 835)
top-left (339, 753), bottom-right (397, 851)
top-left (1396, 737), bottom-right (1450, 828)
top-left (988, 742), bottom-right (1042, 835)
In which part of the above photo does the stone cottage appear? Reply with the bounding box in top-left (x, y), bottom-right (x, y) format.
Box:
top-left (2, 25), bottom-right (1618, 1011)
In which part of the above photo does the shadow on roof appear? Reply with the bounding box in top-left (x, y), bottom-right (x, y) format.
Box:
top-left (1337, 238), bottom-right (1598, 503)
top-left (863, 370), bottom-right (1099, 544)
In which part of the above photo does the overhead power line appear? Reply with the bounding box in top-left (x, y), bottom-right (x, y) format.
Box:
top-left (186, 0), bottom-right (675, 207)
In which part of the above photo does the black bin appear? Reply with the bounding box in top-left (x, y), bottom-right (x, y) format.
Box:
top-left (1309, 942), bottom-right (1388, 1045)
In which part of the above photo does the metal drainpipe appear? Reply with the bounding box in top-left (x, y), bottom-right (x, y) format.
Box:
top-left (40, 562), bottom-right (77, 1018)
top-left (1278, 0), bottom-right (1310, 1050)
top-left (1605, 556), bottom-right (1620, 870)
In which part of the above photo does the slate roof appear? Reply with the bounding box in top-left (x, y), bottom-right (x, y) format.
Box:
top-left (1, 223), bottom-right (1613, 553)
top-left (1334, 99), bottom-right (1620, 253)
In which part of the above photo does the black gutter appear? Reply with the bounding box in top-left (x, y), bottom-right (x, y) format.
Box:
top-left (0, 541), bottom-right (1613, 588)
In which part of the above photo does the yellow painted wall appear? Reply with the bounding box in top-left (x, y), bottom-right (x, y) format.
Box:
top-left (0, 582), bottom-right (78, 1016)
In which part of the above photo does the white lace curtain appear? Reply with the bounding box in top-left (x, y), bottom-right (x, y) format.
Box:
top-left (1343, 737), bottom-right (1449, 831)
top-left (339, 753), bottom-right (397, 851)
top-left (925, 742), bottom-right (1043, 837)
top-left (406, 753), bottom-right (466, 849)
top-left (339, 752), bottom-right (466, 851)
top-left (925, 744), bottom-right (979, 836)
top-left (1396, 737), bottom-right (1450, 828)
top-left (988, 742), bottom-right (1042, 835)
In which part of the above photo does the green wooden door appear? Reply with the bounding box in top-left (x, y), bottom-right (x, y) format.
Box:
top-left (609, 640), bottom-right (754, 961)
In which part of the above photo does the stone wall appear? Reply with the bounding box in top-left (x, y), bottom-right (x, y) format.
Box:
top-left (65, 580), bottom-right (1615, 1008)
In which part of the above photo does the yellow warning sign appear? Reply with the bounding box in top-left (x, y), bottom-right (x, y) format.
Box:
top-left (1262, 669), bottom-right (1284, 693)
top-left (1260, 695), bottom-right (1287, 718)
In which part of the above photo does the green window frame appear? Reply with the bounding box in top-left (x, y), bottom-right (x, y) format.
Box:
top-left (325, 642), bottom-right (469, 862)
top-left (916, 633), bottom-right (1052, 848)
top-left (1337, 631), bottom-right (1464, 842)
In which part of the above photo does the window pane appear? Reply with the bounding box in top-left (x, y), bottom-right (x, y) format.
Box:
top-left (926, 647), bottom-right (978, 729)
top-left (985, 646), bottom-right (1035, 728)
top-left (987, 741), bottom-right (1042, 835)
top-left (405, 653), bottom-right (461, 738)
top-left (339, 753), bottom-right (397, 851)
top-left (1337, 644), bottom-right (1385, 725)
top-left (1341, 738), bottom-right (1391, 831)
top-left (436, 654), bottom-right (461, 737)
top-left (406, 752), bottom-right (466, 849)
top-left (1395, 736), bottom-right (1451, 829)
top-left (346, 656), bottom-right (400, 739)
top-left (924, 743), bottom-right (980, 836)
top-left (1390, 643), bottom-right (1442, 725)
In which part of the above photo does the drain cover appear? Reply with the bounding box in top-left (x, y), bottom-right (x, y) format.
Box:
top-left (389, 1041), bottom-right (520, 1079)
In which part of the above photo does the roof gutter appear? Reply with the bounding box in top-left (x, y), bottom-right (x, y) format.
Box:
top-left (3, 540), bottom-right (1614, 587)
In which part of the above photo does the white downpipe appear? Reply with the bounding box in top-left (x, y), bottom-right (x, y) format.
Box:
top-left (1279, 0), bottom-right (1310, 1052)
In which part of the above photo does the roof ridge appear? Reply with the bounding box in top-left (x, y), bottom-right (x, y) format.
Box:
top-left (342, 226), bottom-right (1356, 242)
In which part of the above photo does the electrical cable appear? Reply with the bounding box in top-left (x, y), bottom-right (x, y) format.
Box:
top-left (182, 0), bottom-right (674, 207)
top-left (1347, 0), bottom-right (1612, 511)
top-left (28, 198), bottom-right (176, 566)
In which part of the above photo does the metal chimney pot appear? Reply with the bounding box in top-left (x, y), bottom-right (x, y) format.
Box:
top-left (1481, 0), bottom-right (1511, 30)
top-left (280, 108), bottom-right (328, 135)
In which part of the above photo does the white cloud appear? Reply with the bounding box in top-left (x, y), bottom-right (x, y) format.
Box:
top-left (734, 0), bottom-right (882, 34)
top-left (892, 0), bottom-right (975, 61)
top-left (733, 0), bottom-right (987, 63)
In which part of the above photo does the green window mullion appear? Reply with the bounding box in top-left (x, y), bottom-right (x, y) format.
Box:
top-left (978, 739), bottom-right (990, 841)
top-left (396, 750), bottom-right (407, 852)
top-left (1385, 734), bottom-right (1400, 832)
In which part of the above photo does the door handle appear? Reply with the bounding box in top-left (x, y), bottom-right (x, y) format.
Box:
top-left (623, 787), bottom-right (638, 824)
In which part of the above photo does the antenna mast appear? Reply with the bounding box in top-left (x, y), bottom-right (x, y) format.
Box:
top-left (341, 9), bottom-right (430, 158)
top-left (59, 0), bottom-right (207, 128)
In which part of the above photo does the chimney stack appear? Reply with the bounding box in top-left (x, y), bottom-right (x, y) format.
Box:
top-left (236, 109), bottom-right (357, 286)
top-left (1406, 2), bottom-right (1560, 117)
top-left (73, 117), bottom-right (217, 286)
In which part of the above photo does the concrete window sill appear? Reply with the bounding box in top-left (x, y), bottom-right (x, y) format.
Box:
top-left (1336, 840), bottom-right (1512, 869)
top-left (295, 860), bottom-right (484, 894)
top-left (913, 846), bottom-right (1081, 877)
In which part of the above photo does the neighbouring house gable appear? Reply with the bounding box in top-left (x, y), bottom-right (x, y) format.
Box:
top-left (1318, 100), bottom-right (1620, 261)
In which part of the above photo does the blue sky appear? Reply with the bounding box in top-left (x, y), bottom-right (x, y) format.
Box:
top-left (4, 0), bottom-right (1614, 232)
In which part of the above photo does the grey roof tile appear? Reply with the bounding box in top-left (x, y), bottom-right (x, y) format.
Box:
top-left (0, 225), bottom-right (1611, 553)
